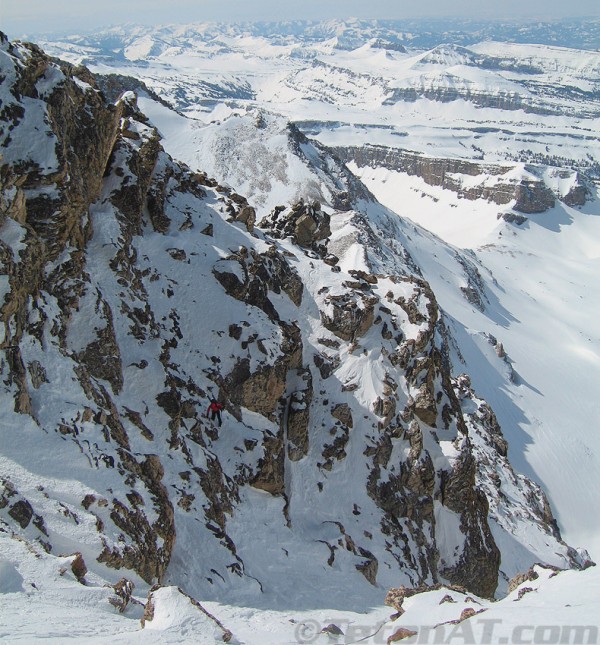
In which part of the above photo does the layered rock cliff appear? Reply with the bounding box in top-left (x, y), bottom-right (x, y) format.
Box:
top-left (333, 144), bottom-right (590, 215)
top-left (0, 33), bottom-right (589, 607)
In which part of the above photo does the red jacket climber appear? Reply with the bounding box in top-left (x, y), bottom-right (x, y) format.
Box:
top-left (206, 398), bottom-right (224, 427)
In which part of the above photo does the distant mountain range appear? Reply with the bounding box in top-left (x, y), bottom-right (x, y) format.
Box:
top-left (26, 17), bottom-right (600, 51)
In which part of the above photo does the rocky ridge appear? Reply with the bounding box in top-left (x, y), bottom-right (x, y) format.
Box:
top-left (0, 33), bottom-right (590, 610)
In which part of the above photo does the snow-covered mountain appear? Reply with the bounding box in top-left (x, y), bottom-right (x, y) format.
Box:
top-left (37, 20), bottom-right (600, 176)
top-left (24, 17), bottom-right (600, 54)
top-left (1, 19), bottom-right (600, 642)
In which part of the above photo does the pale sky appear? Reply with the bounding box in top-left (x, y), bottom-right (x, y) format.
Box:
top-left (1, 0), bottom-right (599, 39)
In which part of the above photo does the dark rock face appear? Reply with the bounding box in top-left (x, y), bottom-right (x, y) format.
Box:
top-left (384, 85), bottom-right (547, 114)
top-left (302, 267), bottom-right (505, 594)
top-left (0, 38), bottom-right (178, 586)
top-left (95, 72), bottom-right (172, 109)
top-left (259, 199), bottom-right (331, 251)
top-left (74, 297), bottom-right (123, 394)
top-left (97, 453), bottom-right (175, 584)
top-left (108, 578), bottom-right (136, 613)
top-left (8, 499), bottom-right (33, 528)
top-left (225, 357), bottom-right (288, 420)
top-left (331, 403), bottom-right (353, 428)
top-left (286, 368), bottom-right (312, 461)
top-left (213, 246), bottom-right (304, 322)
top-left (452, 373), bottom-right (592, 587)
top-left (438, 440), bottom-right (501, 598)
top-left (513, 181), bottom-right (555, 213)
top-left (336, 274), bottom-right (504, 597)
top-left (500, 212), bottom-right (528, 226)
top-left (225, 192), bottom-right (257, 232)
top-left (251, 431), bottom-right (286, 495)
top-left (70, 553), bottom-right (88, 583)
top-left (0, 41), bottom-right (122, 259)
top-left (562, 182), bottom-right (589, 207)
top-left (2, 346), bottom-right (34, 415)
top-left (321, 291), bottom-right (377, 342)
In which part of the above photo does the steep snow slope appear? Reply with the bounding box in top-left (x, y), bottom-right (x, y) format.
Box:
top-left (132, 97), bottom-right (593, 578)
top-left (3, 29), bottom-right (587, 601)
top-left (351, 161), bottom-right (600, 557)
top-left (137, 91), bottom-right (600, 562)
top-left (2, 23), bottom-right (599, 641)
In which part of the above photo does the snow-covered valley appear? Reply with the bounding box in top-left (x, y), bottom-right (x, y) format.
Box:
top-left (1, 19), bottom-right (600, 643)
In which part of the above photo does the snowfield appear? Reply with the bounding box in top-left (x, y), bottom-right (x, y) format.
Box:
top-left (1, 532), bottom-right (599, 643)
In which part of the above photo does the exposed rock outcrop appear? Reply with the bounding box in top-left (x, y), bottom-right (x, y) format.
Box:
top-left (259, 199), bottom-right (331, 251)
top-left (321, 290), bottom-right (377, 342)
top-left (437, 438), bottom-right (501, 598)
top-left (107, 578), bottom-right (135, 612)
top-left (333, 145), bottom-right (588, 212)
top-left (286, 368), bottom-right (312, 461)
top-left (213, 246), bottom-right (304, 321)
top-left (141, 585), bottom-right (233, 641)
top-left (1, 41), bottom-right (122, 259)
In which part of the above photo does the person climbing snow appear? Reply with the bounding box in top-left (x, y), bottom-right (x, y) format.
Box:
top-left (206, 398), bottom-right (224, 427)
